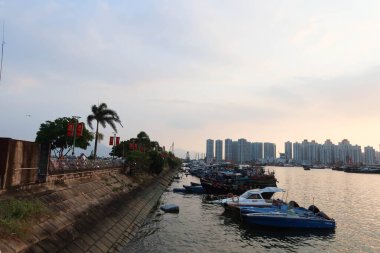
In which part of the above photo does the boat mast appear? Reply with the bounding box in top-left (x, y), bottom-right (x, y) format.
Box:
top-left (0, 21), bottom-right (4, 81)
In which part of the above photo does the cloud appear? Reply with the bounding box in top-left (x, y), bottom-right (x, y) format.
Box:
top-left (1, 1), bottom-right (380, 154)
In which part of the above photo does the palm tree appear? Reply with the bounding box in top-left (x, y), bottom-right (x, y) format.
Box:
top-left (137, 131), bottom-right (150, 152)
top-left (87, 103), bottom-right (123, 159)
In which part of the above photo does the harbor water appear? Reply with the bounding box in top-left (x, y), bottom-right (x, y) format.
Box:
top-left (122, 167), bottom-right (380, 253)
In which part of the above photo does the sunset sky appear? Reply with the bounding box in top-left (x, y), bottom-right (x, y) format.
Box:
top-left (1, 1), bottom-right (380, 158)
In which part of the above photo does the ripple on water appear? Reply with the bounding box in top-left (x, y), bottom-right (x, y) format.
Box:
top-left (123, 169), bottom-right (380, 253)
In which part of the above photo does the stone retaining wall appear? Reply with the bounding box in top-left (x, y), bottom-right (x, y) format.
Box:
top-left (0, 168), bottom-right (177, 253)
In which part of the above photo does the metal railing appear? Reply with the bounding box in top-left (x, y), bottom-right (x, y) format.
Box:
top-left (48, 158), bottom-right (124, 175)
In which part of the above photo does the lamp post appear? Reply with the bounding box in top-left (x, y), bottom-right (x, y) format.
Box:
top-left (72, 116), bottom-right (81, 156)
top-left (112, 132), bottom-right (116, 160)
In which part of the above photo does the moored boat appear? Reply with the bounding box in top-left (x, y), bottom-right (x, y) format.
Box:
top-left (210, 187), bottom-right (285, 208)
top-left (200, 166), bottom-right (277, 195)
top-left (241, 205), bottom-right (335, 229)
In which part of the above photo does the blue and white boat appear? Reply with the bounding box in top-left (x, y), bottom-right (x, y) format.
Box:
top-left (241, 205), bottom-right (336, 229)
top-left (210, 187), bottom-right (285, 208)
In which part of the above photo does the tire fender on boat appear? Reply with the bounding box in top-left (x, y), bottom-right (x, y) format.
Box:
top-left (308, 205), bottom-right (320, 214)
top-left (317, 211), bottom-right (331, 220)
top-left (289, 200), bottom-right (300, 208)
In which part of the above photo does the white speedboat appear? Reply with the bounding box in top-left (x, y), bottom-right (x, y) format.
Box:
top-left (210, 187), bottom-right (285, 209)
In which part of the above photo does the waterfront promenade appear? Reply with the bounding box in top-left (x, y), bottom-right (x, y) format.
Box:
top-left (0, 167), bottom-right (177, 253)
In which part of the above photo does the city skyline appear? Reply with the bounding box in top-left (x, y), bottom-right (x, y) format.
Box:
top-left (1, 1), bottom-right (380, 157)
top-left (204, 137), bottom-right (379, 164)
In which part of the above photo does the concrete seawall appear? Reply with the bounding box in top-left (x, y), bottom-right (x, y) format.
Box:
top-left (0, 168), bottom-right (177, 253)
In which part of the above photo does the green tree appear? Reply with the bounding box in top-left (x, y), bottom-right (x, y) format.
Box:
top-left (126, 150), bottom-right (150, 172)
top-left (149, 150), bottom-right (164, 174)
top-left (137, 131), bottom-right (151, 152)
top-left (87, 103), bottom-right (122, 159)
top-left (166, 152), bottom-right (182, 170)
top-left (35, 117), bottom-right (94, 157)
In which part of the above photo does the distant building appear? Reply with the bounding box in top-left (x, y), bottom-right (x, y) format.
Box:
top-left (321, 139), bottom-right (335, 165)
top-left (215, 140), bottom-right (223, 162)
top-left (293, 142), bottom-right (302, 163)
top-left (252, 142), bottom-right (263, 161)
top-left (224, 138), bottom-right (233, 162)
top-left (364, 146), bottom-right (375, 165)
top-left (232, 141), bottom-right (238, 163)
top-left (336, 139), bottom-right (361, 165)
top-left (208, 137), bottom-right (373, 166)
top-left (284, 141), bottom-right (292, 160)
top-left (237, 138), bottom-right (248, 163)
top-left (206, 139), bottom-right (214, 162)
top-left (264, 142), bottom-right (276, 161)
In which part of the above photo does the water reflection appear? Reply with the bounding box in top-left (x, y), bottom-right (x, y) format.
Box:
top-left (123, 168), bottom-right (380, 253)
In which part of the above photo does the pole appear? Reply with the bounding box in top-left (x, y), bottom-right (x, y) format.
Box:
top-left (0, 21), bottom-right (5, 81)
top-left (112, 132), bottom-right (116, 160)
top-left (72, 116), bottom-right (80, 156)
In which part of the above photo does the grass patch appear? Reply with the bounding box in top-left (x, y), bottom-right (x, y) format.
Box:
top-left (112, 186), bottom-right (122, 192)
top-left (0, 198), bottom-right (50, 237)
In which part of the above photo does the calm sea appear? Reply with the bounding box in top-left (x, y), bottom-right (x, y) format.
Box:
top-left (122, 167), bottom-right (380, 253)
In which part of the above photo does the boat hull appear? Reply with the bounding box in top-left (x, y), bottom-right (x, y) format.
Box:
top-left (200, 178), bottom-right (277, 195)
top-left (241, 213), bottom-right (335, 229)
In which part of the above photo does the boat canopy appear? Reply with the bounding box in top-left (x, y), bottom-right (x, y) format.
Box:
top-left (240, 187), bottom-right (285, 199)
top-left (246, 187), bottom-right (285, 194)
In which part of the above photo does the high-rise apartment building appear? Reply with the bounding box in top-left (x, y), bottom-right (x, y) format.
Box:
top-left (293, 142), bottom-right (302, 163)
top-left (252, 142), bottom-right (263, 161)
top-left (264, 142), bottom-right (276, 161)
top-left (285, 141), bottom-right (292, 160)
top-left (232, 141), bottom-right (238, 163)
top-left (224, 138), bottom-right (233, 162)
top-left (215, 140), bottom-right (223, 162)
top-left (206, 139), bottom-right (214, 161)
top-left (336, 139), bottom-right (362, 164)
top-left (237, 138), bottom-right (248, 163)
top-left (321, 139), bottom-right (335, 165)
top-left (364, 146), bottom-right (375, 165)
top-left (309, 140), bottom-right (319, 163)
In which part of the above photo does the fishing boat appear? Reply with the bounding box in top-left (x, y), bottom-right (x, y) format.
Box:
top-left (200, 166), bottom-right (277, 195)
top-left (241, 205), bottom-right (335, 229)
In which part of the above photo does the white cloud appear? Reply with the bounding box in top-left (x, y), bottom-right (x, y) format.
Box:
top-left (1, 0), bottom-right (380, 154)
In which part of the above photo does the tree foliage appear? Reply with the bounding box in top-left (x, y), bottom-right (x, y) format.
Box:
top-left (149, 150), bottom-right (164, 174)
top-left (111, 131), bottom-right (179, 174)
top-left (166, 152), bottom-right (182, 170)
top-left (87, 102), bottom-right (122, 159)
top-left (35, 117), bottom-right (94, 157)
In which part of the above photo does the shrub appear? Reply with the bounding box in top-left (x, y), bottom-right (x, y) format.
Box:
top-left (0, 198), bottom-right (50, 237)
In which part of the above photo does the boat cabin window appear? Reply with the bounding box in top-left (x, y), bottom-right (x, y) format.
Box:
top-left (246, 193), bottom-right (262, 199)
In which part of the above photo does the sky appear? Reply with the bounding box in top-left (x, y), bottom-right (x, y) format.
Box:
top-left (1, 0), bottom-right (380, 158)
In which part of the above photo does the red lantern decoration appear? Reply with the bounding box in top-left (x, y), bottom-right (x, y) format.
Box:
top-left (67, 123), bottom-right (74, 137)
top-left (76, 123), bottom-right (84, 137)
